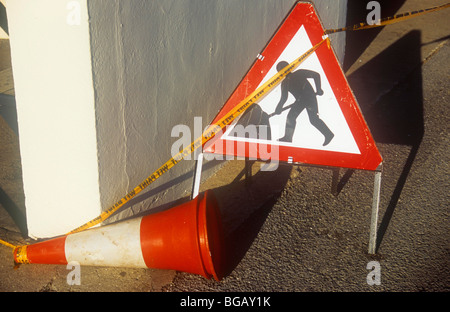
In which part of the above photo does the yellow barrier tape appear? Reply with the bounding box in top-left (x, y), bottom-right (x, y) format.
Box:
top-left (0, 238), bottom-right (18, 250)
top-left (325, 2), bottom-right (450, 35)
top-left (66, 2), bottom-right (450, 236)
top-left (57, 1), bottom-right (450, 237)
top-left (65, 36), bottom-right (330, 235)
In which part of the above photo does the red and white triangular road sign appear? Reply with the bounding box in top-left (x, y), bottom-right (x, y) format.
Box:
top-left (204, 2), bottom-right (382, 171)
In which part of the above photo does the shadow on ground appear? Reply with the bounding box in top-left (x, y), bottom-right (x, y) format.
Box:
top-left (207, 161), bottom-right (292, 278)
top-left (347, 30), bottom-right (424, 253)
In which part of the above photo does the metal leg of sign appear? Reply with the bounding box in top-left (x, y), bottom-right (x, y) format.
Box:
top-left (190, 155), bottom-right (255, 199)
top-left (245, 159), bottom-right (253, 185)
top-left (331, 168), bottom-right (340, 196)
top-left (191, 152), bottom-right (204, 200)
top-left (368, 164), bottom-right (383, 254)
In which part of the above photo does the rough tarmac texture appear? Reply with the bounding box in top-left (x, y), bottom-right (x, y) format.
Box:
top-left (0, 0), bottom-right (449, 293)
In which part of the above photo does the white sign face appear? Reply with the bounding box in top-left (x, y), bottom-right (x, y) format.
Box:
top-left (206, 2), bottom-right (382, 171)
top-left (222, 25), bottom-right (361, 155)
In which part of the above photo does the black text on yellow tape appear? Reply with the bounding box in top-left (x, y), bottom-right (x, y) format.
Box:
top-left (8, 2), bottom-right (450, 241)
top-left (66, 36), bottom-right (330, 235)
top-left (325, 2), bottom-right (450, 35)
top-left (5, 2), bottom-right (447, 248)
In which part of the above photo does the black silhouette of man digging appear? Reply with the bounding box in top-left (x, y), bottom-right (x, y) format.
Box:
top-left (274, 61), bottom-right (334, 146)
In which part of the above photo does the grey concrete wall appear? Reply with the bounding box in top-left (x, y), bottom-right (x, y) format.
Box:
top-left (87, 0), bottom-right (347, 221)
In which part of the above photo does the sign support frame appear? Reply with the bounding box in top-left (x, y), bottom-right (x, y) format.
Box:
top-left (368, 163), bottom-right (383, 254)
top-left (190, 155), bottom-right (383, 254)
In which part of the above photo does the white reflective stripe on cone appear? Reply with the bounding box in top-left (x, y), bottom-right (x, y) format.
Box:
top-left (65, 217), bottom-right (147, 268)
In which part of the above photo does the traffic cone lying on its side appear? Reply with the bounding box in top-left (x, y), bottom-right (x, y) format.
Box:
top-left (13, 190), bottom-right (225, 281)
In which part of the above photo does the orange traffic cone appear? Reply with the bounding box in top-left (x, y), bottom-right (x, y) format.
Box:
top-left (13, 190), bottom-right (225, 281)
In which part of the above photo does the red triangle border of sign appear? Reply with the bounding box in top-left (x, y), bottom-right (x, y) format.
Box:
top-left (205, 1), bottom-right (382, 171)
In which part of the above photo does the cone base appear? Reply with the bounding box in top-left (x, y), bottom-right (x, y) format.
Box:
top-left (139, 190), bottom-right (225, 280)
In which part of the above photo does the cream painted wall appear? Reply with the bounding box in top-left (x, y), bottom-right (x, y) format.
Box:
top-left (6, 0), bottom-right (101, 238)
